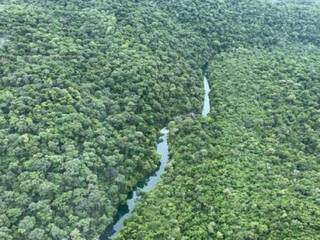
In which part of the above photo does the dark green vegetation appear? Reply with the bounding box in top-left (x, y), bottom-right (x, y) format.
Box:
top-left (117, 47), bottom-right (320, 239)
top-left (0, 1), bottom-right (206, 239)
top-left (1, 0), bottom-right (320, 239)
top-left (114, 1), bottom-right (320, 239)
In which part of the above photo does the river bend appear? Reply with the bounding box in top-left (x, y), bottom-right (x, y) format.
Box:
top-left (101, 75), bottom-right (210, 239)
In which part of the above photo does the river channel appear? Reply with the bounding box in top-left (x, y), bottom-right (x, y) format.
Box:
top-left (101, 74), bottom-right (210, 239)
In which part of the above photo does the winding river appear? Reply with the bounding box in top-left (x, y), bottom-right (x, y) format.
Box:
top-left (101, 75), bottom-right (210, 240)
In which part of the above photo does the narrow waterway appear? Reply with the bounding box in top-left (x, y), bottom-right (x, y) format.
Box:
top-left (101, 73), bottom-right (210, 240)
top-left (202, 76), bottom-right (211, 117)
top-left (0, 37), bottom-right (7, 48)
top-left (100, 128), bottom-right (169, 240)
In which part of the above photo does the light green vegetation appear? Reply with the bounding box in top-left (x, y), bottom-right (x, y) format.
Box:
top-left (1, 0), bottom-right (320, 239)
top-left (0, 1), bottom-right (206, 239)
top-left (117, 46), bottom-right (320, 239)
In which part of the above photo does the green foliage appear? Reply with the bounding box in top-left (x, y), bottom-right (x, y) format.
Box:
top-left (0, 1), bottom-right (205, 239)
top-left (2, 0), bottom-right (320, 239)
top-left (115, 46), bottom-right (320, 239)
top-left (117, 47), bottom-right (320, 239)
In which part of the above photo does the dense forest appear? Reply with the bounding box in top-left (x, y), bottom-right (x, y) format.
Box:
top-left (1, 0), bottom-right (320, 239)
top-left (0, 1), bottom-right (206, 239)
top-left (117, 47), bottom-right (320, 239)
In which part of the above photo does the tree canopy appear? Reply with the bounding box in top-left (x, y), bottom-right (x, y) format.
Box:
top-left (1, 0), bottom-right (320, 239)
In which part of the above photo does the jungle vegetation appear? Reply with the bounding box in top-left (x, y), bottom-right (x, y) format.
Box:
top-left (117, 47), bottom-right (320, 239)
top-left (1, 0), bottom-right (320, 239)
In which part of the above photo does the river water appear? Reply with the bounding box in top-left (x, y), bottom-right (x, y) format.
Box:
top-left (0, 37), bottom-right (7, 48)
top-left (101, 74), bottom-right (210, 240)
top-left (202, 76), bottom-right (211, 117)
